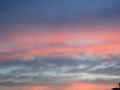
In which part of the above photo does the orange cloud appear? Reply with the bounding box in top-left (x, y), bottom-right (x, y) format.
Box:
top-left (0, 25), bottom-right (120, 59)
top-left (64, 82), bottom-right (116, 90)
top-left (0, 83), bottom-right (116, 90)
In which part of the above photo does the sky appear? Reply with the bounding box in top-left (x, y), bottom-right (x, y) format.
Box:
top-left (0, 0), bottom-right (120, 90)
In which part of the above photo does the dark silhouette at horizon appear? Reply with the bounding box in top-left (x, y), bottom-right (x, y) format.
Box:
top-left (112, 83), bottom-right (120, 90)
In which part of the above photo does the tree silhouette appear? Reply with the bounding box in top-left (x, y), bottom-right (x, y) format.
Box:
top-left (112, 83), bottom-right (120, 90)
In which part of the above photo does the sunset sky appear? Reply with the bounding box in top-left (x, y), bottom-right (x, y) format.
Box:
top-left (0, 0), bottom-right (120, 90)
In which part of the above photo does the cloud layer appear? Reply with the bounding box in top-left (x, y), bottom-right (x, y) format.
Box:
top-left (0, 55), bottom-right (120, 89)
top-left (0, 0), bottom-right (120, 90)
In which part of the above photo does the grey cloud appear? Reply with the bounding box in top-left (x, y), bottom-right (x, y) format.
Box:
top-left (0, 55), bottom-right (120, 86)
top-left (89, 65), bottom-right (120, 75)
top-left (0, 56), bottom-right (80, 67)
top-left (88, 55), bottom-right (120, 75)
top-left (90, 78), bottom-right (120, 84)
